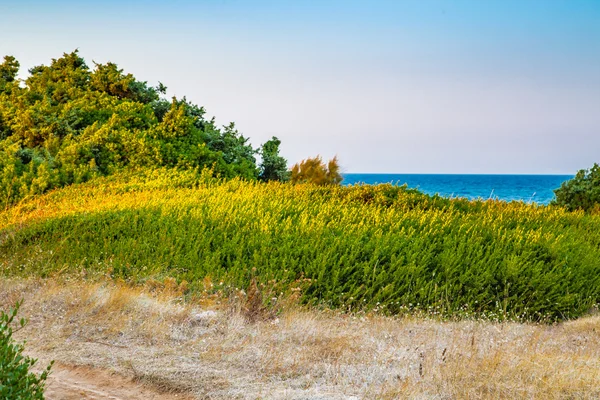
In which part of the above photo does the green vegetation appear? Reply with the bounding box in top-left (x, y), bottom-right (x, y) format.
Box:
top-left (0, 51), bottom-right (289, 207)
top-left (553, 163), bottom-right (600, 212)
top-left (259, 136), bottom-right (290, 182)
top-left (1, 172), bottom-right (599, 322)
top-left (0, 300), bottom-right (53, 399)
top-left (2, 51), bottom-right (599, 324)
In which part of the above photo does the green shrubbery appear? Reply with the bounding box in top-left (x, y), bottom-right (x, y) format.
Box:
top-left (0, 300), bottom-right (53, 399)
top-left (553, 163), bottom-right (600, 212)
top-left (2, 50), bottom-right (599, 325)
top-left (258, 137), bottom-right (290, 182)
top-left (0, 51), bottom-right (290, 207)
top-left (2, 174), bottom-right (599, 322)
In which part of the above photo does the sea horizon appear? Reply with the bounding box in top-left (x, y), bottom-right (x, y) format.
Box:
top-left (341, 173), bottom-right (574, 204)
top-left (343, 172), bottom-right (574, 175)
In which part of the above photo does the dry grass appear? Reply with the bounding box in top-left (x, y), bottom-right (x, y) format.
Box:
top-left (2, 278), bottom-right (600, 399)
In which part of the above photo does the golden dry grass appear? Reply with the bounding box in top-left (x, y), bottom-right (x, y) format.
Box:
top-left (2, 278), bottom-right (599, 399)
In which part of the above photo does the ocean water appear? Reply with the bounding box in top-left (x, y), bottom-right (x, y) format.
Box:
top-left (342, 174), bottom-right (574, 205)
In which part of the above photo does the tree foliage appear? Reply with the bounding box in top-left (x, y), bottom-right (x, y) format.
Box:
top-left (0, 50), bottom-right (274, 206)
top-left (259, 136), bottom-right (289, 182)
top-left (290, 156), bottom-right (342, 185)
top-left (552, 163), bottom-right (600, 212)
top-left (0, 56), bottom-right (19, 94)
top-left (0, 300), bottom-right (53, 399)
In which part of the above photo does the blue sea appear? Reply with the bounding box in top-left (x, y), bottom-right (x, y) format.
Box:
top-left (342, 174), bottom-right (573, 205)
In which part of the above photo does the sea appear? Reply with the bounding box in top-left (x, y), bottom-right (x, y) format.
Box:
top-left (342, 174), bottom-right (574, 205)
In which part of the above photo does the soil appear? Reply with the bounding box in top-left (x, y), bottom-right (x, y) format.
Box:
top-left (44, 363), bottom-right (192, 400)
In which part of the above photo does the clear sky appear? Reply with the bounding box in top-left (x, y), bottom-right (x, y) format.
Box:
top-left (1, 0), bottom-right (599, 173)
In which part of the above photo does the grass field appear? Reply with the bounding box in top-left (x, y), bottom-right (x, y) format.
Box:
top-left (2, 170), bottom-right (599, 321)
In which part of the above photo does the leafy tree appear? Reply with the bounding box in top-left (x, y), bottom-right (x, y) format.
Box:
top-left (1, 300), bottom-right (53, 399)
top-left (259, 136), bottom-right (289, 182)
top-left (0, 50), bottom-right (271, 205)
top-left (90, 61), bottom-right (159, 103)
top-left (290, 155), bottom-right (343, 185)
top-left (553, 163), bottom-right (600, 212)
top-left (0, 56), bottom-right (19, 93)
top-left (0, 56), bottom-right (20, 140)
top-left (202, 122), bottom-right (258, 179)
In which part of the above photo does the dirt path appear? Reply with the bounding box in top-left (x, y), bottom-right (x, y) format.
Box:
top-left (44, 363), bottom-right (191, 400)
top-left (5, 280), bottom-right (600, 399)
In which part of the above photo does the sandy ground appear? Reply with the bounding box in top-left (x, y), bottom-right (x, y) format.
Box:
top-left (2, 278), bottom-right (600, 399)
top-left (44, 363), bottom-right (191, 400)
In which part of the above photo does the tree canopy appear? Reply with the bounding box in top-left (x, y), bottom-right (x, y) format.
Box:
top-left (0, 51), bottom-right (290, 206)
top-left (259, 136), bottom-right (290, 182)
top-left (553, 163), bottom-right (600, 212)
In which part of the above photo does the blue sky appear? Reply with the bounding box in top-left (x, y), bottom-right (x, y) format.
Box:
top-left (1, 0), bottom-right (599, 173)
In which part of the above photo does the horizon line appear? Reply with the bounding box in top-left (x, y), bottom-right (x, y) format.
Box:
top-left (341, 172), bottom-right (575, 176)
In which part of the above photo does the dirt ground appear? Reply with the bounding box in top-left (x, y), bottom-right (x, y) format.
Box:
top-left (44, 363), bottom-right (191, 400)
top-left (3, 278), bottom-right (600, 399)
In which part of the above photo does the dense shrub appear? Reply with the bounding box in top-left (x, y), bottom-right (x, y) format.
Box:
top-left (0, 300), bottom-right (53, 399)
top-left (258, 137), bottom-right (290, 182)
top-left (2, 174), bottom-right (599, 322)
top-left (0, 51), bottom-right (289, 207)
top-left (553, 163), bottom-right (600, 212)
top-left (290, 156), bottom-right (342, 185)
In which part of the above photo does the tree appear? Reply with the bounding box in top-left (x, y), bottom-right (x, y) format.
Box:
top-left (0, 56), bottom-right (19, 93)
top-left (0, 56), bottom-right (18, 138)
top-left (552, 163), bottom-right (600, 212)
top-left (290, 155), bottom-right (343, 185)
top-left (205, 122), bottom-right (258, 180)
top-left (259, 136), bottom-right (289, 182)
top-left (0, 51), bottom-right (272, 204)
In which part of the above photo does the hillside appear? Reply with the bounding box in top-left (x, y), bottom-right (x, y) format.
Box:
top-left (2, 170), bottom-right (599, 322)
top-left (2, 50), bottom-right (600, 400)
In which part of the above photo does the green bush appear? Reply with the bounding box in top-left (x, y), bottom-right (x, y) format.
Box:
top-left (0, 300), bottom-right (53, 399)
top-left (2, 175), bottom-right (600, 322)
top-left (553, 163), bottom-right (600, 212)
top-left (259, 136), bottom-right (290, 182)
top-left (0, 51), bottom-right (290, 207)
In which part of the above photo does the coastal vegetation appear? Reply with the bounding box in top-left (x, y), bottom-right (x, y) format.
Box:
top-left (290, 155), bottom-right (343, 185)
top-left (0, 51), bottom-right (290, 208)
top-left (1, 50), bottom-right (599, 325)
top-left (1, 170), bottom-right (599, 322)
top-left (553, 163), bottom-right (600, 212)
top-left (1, 49), bottom-right (600, 399)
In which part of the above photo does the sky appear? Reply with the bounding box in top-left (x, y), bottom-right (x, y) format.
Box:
top-left (1, 0), bottom-right (599, 174)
